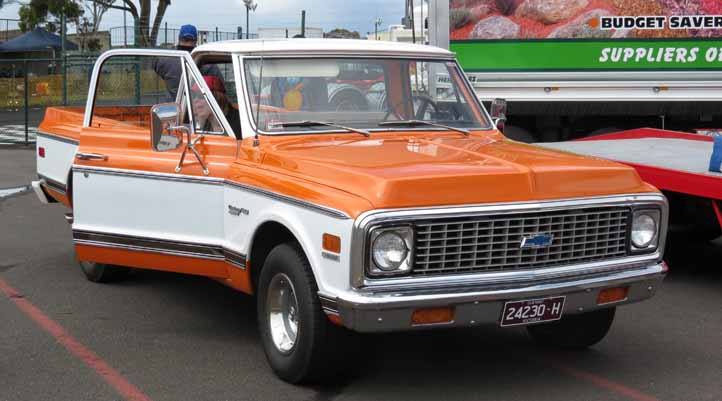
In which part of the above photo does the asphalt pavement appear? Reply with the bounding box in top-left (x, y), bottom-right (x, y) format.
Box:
top-left (1, 146), bottom-right (721, 401)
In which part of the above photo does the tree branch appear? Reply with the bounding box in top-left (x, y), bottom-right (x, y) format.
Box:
top-left (149, 0), bottom-right (170, 46)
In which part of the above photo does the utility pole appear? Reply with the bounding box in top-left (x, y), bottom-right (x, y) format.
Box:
top-left (373, 17), bottom-right (382, 40)
top-left (61, 11), bottom-right (67, 106)
top-left (405, 0), bottom-right (416, 44)
top-left (300, 10), bottom-right (306, 37)
top-left (123, 9), bottom-right (127, 46)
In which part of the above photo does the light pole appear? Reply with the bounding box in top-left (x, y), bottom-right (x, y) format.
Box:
top-left (373, 17), bottom-right (382, 40)
top-left (243, 0), bottom-right (257, 39)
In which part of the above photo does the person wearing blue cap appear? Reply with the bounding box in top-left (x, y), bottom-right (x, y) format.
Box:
top-left (154, 24), bottom-right (221, 100)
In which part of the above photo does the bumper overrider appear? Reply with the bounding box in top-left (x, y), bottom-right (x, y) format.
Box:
top-left (320, 194), bottom-right (668, 333)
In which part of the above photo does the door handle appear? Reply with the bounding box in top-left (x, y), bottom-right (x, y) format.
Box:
top-left (76, 152), bottom-right (108, 161)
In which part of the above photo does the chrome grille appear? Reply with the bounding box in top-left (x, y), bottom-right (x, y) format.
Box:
top-left (413, 206), bottom-right (630, 276)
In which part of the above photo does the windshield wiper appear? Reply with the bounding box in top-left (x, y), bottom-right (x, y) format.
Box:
top-left (378, 120), bottom-right (470, 136)
top-left (269, 120), bottom-right (370, 137)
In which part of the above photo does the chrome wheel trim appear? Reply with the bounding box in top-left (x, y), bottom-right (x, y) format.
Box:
top-left (267, 273), bottom-right (299, 354)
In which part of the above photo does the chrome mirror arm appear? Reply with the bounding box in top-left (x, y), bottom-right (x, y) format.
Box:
top-left (172, 126), bottom-right (209, 176)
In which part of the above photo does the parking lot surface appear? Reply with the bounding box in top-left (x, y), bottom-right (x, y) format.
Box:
top-left (1, 147), bottom-right (721, 401)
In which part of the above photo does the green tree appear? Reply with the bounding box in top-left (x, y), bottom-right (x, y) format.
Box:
top-left (325, 28), bottom-right (361, 39)
top-left (18, 0), bottom-right (82, 33)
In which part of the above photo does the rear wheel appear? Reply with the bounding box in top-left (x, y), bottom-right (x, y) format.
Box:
top-left (78, 261), bottom-right (130, 283)
top-left (526, 307), bottom-right (615, 349)
top-left (257, 243), bottom-right (346, 383)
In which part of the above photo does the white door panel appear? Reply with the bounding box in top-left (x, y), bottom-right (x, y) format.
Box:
top-left (73, 169), bottom-right (225, 245)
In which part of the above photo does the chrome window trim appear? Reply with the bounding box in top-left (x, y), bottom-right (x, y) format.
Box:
top-left (238, 56), bottom-right (492, 137)
top-left (83, 48), bottom-right (233, 138)
top-left (350, 193), bottom-right (668, 290)
top-left (71, 164), bottom-right (351, 220)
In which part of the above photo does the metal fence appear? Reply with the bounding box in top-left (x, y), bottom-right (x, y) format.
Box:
top-left (109, 24), bottom-right (257, 48)
top-left (0, 55), bottom-right (98, 145)
top-left (0, 23), bottom-right (260, 146)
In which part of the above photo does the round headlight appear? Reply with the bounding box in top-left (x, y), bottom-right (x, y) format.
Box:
top-left (631, 213), bottom-right (658, 248)
top-left (372, 231), bottom-right (409, 271)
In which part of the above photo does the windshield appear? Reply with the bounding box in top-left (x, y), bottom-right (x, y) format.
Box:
top-left (243, 57), bottom-right (491, 134)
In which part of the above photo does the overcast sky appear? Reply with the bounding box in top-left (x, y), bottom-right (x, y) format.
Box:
top-left (0, 0), bottom-right (407, 37)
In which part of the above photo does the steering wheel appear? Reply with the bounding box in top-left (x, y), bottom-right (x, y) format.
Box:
top-left (382, 94), bottom-right (439, 121)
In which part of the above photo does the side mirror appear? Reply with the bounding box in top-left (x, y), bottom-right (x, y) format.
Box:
top-left (151, 103), bottom-right (184, 152)
top-left (490, 98), bottom-right (507, 132)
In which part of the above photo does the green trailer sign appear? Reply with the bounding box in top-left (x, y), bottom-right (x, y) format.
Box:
top-left (450, 0), bottom-right (722, 71)
top-left (452, 39), bottom-right (722, 71)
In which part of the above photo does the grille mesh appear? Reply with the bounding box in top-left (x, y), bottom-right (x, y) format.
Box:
top-left (413, 206), bottom-right (630, 276)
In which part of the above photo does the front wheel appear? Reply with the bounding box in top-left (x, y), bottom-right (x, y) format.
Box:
top-left (257, 243), bottom-right (345, 383)
top-left (526, 307), bottom-right (615, 349)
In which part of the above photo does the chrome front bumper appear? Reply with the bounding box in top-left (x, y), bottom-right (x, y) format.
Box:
top-left (320, 262), bottom-right (666, 333)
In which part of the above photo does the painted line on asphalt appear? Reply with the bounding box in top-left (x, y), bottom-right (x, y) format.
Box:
top-left (550, 360), bottom-right (662, 401)
top-left (0, 278), bottom-right (154, 401)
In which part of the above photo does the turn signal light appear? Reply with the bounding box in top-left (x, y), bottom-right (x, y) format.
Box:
top-left (322, 233), bottom-right (341, 253)
top-left (411, 307), bottom-right (454, 325)
top-left (597, 287), bottom-right (629, 305)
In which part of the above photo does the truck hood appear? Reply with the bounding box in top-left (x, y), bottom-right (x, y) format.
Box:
top-left (259, 132), bottom-right (652, 209)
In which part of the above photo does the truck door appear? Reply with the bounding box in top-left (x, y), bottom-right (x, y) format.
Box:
top-left (71, 49), bottom-right (238, 278)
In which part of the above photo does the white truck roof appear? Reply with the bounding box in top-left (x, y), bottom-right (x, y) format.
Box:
top-left (193, 38), bottom-right (455, 59)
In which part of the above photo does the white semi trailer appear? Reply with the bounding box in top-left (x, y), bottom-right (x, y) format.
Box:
top-left (427, 0), bottom-right (722, 142)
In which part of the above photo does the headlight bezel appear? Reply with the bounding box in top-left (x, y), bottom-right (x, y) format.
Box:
top-left (629, 208), bottom-right (661, 254)
top-left (366, 225), bottom-right (414, 277)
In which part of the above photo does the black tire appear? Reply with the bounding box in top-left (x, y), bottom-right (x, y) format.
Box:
top-left (584, 127), bottom-right (622, 137)
top-left (257, 243), bottom-right (345, 383)
top-left (666, 192), bottom-right (722, 243)
top-left (526, 307), bottom-right (616, 349)
top-left (78, 261), bottom-right (130, 283)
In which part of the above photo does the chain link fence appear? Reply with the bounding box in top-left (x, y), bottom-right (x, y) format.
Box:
top-left (0, 21), bottom-right (260, 146)
top-left (109, 24), bottom-right (257, 48)
top-left (0, 56), bottom-right (98, 145)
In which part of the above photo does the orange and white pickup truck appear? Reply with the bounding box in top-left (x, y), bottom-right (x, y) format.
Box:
top-left (32, 39), bottom-right (668, 383)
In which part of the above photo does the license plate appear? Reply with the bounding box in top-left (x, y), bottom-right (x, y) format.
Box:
top-left (499, 296), bottom-right (566, 327)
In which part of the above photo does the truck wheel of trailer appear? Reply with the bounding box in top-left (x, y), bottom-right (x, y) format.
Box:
top-left (526, 307), bottom-right (615, 349)
top-left (503, 125), bottom-right (537, 143)
top-left (78, 261), bottom-right (130, 283)
top-left (666, 192), bottom-right (722, 243)
top-left (257, 242), bottom-right (351, 383)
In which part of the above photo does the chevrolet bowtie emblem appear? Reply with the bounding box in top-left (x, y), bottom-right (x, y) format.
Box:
top-left (520, 233), bottom-right (554, 249)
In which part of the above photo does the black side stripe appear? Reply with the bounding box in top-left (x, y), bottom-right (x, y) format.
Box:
top-left (39, 174), bottom-right (67, 195)
top-left (72, 230), bottom-right (247, 269)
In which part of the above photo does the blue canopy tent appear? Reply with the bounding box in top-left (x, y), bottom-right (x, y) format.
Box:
top-left (0, 27), bottom-right (78, 55)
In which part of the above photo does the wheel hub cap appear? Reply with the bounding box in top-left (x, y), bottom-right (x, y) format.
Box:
top-left (267, 273), bottom-right (299, 354)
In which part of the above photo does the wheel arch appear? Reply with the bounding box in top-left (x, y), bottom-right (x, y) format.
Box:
top-left (248, 219), bottom-right (314, 293)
